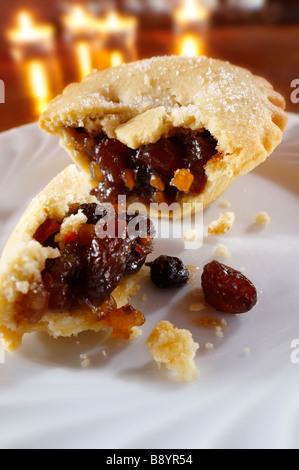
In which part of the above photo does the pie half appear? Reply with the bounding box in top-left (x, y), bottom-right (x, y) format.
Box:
top-left (39, 56), bottom-right (287, 217)
top-left (0, 165), bottom-right (153, 351)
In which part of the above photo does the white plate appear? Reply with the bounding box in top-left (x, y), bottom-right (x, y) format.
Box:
top-left (0, 114), bottom-right (299, 450)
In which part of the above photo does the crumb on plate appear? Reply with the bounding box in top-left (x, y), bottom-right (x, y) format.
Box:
top-left (189, 303), bottom-right (206, 312)
top-left (219, 199), bottom-right (231, 208)
top-left (215, 326), bottom-right (224, 338)
top-left (255, 211), bottom-right (270, 226)
top-left (186, 264), bottom-right (199, 284)
top-left (130, 326), bottom-right (142, 339)
top-left (80, 354), bottom-right (91, 368)
top-left (146, 320), bottom-right (199, 382)
top-left (184, 229), bottom-right (198, 242)
top-left (208, 212), bottom-right (235, 236)
top-left (215, 243), bottom-right (231, 258)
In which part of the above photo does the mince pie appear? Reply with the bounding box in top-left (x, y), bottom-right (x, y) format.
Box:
top-left (39, 56), bottom-right (287, 217)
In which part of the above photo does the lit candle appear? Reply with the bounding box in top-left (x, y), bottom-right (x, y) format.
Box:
top-left (96, 10), bottom-right (137, 67)
top-left (7, 11), bottom-right (55, 61)
top-left (62, 6), bottom-right (99, 79)
top-left (110, 51), bottom-right (124, 67)
top-left (62, 5), bottom-right (98, 40)
top-left (25, 60), bottom-right (50, 114)
top-left (174, 0), bottom-right (209, 30)
top-left (74, 40), bottom-right (93, 79)
top-left (177, 33), bottom-right (205, 57)
top-left (173, 0), bottom-right (210, 57)
top-left (97, 10), bottom-right (137, 36)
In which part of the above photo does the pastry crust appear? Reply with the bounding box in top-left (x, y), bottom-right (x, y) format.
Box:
top-left (146, 320), bottom-right (199, 382)
top-left (0, 165), bottom-right (140, 351)
top-left (39, 56), bottom-right (287, 215)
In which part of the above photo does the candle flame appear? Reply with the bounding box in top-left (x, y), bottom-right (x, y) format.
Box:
top-left (107, 11), bottom-right (121, 31)
top-left (75, 41), bottom-right (93, 78)
top-left (72, 6), bottom-right (87, 26)
top-left (97, 10), bottom-right (137, 34)
top-left (110, 51), bottom-right (124, 67)
top-left (64, 5), bottom-right (97, 31)
top-left (8, 10), bottom-right (54, 43)
top-left (26, 60), bottom-right (49, 114)
top-left (175, 0), bottom-right (208, 23)
top-left (18, 12), bottom-right (33, 35)
top-left (178, 33), bottom-right (204, 57)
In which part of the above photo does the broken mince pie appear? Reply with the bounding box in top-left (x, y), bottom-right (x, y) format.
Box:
top-left (0, 165), bottom-right (154, 351)
top-left (39, 56), bottom-right (287, 217)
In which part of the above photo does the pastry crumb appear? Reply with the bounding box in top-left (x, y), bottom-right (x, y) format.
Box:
top-left (219, 199), bottom-right (231, 208)
top-left (15, 281), bottom-right (30, 295)
top-left (215, 326), bottom-right (224, 338)
top-left (189, 303), bottom-right (206, 312)
top-left (208, 212), bottom-right (235, 236)
top-left (190, 287), bottom-right (204, 298)
top-left (80, 354), bottom-right (90, 368)
top-left (215, 243), bottom-right (231, 259)
top-left (130, 326), bottom-right (142, 339)
top-left (243, 347), bottom-right (250, 355)
top-left (146, 320), bottom-right (199, 382)
top-left (56, 211), bottom-right (88, 246)
top-left (215, 320), bottom-right (227, 338)
top-left (186, 265), bottom-right (199, 284)
top-left (142, 294), bottom-right (148, 302)
top-left (255, 211), bottom-right (270, 226)
top-left (205, 342), bottom-right (214, 350)
top-left (184, 229), bottom-right (198, 242)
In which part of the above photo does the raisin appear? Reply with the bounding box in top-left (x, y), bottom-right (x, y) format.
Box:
top-left (20, 283), bottom-right (49, 324)
top-left (201, 260), bottom-right (258, 314)
top-left (182, 131), bottom-right (218, 195)
top-left (146, 255), bottom-right (189, 288)
top-left (75, 203), bottom-right (108, 224)
top-left (84, 236), bottom-right (127, 304)
top-left (129, 139), bottom-right (184, 177)
top-left (43, 253), bottom-right (82, 311)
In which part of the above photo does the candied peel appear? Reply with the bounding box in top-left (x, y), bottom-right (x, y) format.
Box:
top-left (102, 303), bottom-right (145, 340)
top-left (170, 168), bottom-right (194, 192)
top-left (150, 174), bottom-right (165, 191)
top-left (122, 169), bottom-right (135, 191)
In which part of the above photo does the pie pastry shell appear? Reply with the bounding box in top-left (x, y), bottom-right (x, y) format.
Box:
top-left (0, 165), bottom-right (141, 351)
top-left (39, 56), bottom-right (288, 216)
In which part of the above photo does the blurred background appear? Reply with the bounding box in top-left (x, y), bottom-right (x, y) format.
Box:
top-left (0, 0), bottom-right (298, 132)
